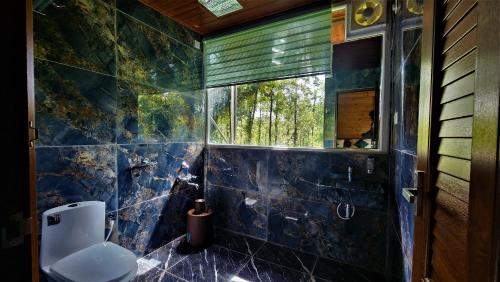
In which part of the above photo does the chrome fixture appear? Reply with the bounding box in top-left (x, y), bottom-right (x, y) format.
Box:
top-left (337, 203), bottom-right (356, 220)
top-left (347, 166), bottom-right (353, 183)
top-left (367, 157), bottom-right (375, 174)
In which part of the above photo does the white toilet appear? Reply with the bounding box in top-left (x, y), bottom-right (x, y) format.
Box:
top-left (40, 201), bottom-right (138, 282)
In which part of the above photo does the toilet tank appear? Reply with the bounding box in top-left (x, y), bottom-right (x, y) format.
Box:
top-left (40, 201), bottom-right (105, 271)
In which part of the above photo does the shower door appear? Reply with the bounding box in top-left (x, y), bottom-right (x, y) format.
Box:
top-left (412, 0), bottom-right (500, 281)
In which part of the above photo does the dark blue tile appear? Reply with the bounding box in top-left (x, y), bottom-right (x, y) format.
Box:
top-left (268, 197), bottom-right (386, 271)
top-left (214, 228), bottom-right (266, 256)
top-left (394, 151), bottom-right (416, 209)
top-left (117, 80), bottom-right (205, 144)
top-left (117, 143), bottom-right (204, 208)
top-left (149, 188), bottom-right (202, 249)
top-left (398, 200), bottom-right (414, 264)
top-left (233, 257), bottom-right (310, 282)
top-left (36, 146), bottom-right (117, 212)
top-left (118, 196), bottom-right (169, 256)
top-left (167, 245), bottom-right (249, 282)
top-left (403, 257), bottom-right (412, 282)
top-left (35, 60), bottom-right (116, 146)
top-left (33, 0), bottom-right (116, 75)
top-left (116, 0), bottom-right (201, 47)
top-left (267, 197), bottom-right (331, 254)
top-left (207, 148), bottom-right (268, 192)
top-left (255, 243), bottom-right (317, 274)
top-left (267, 151), bottom-right (387, 210)
top-left (322, 208), bottom-right (387, 271)
top-left (207, 185), bottom-right (268, 239)
top-left (116, 12), bottom-right (202, 91)
top-left (313, 257), bottom-right (385, 282)
top-left (140, 236), bottom-right (189, 271)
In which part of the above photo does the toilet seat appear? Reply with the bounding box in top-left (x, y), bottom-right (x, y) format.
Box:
top-left (47, 242), bottom-right (137, 282)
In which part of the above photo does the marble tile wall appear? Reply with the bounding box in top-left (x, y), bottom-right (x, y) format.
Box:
top-left (33, 0), bottom-right (204, 258)
top-left (205, 147), bottom-right (389, 273)
top-left (388, 10), bottom-right (423, 282)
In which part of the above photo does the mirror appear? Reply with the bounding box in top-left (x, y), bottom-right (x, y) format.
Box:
top-left (324, 35), bottom-right (383, 149)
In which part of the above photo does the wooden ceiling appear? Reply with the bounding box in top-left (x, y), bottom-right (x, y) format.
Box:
top-left (141, 0), bottom-right (326, 36)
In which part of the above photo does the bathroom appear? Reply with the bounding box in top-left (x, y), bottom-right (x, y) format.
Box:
top-left (2, 0), bottom-right (499, 281)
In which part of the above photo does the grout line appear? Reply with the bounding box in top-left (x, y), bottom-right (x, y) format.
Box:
top-left (35, 141), bottom-right (204, 149)
top-left (34, 57), bottom-right (116, 78)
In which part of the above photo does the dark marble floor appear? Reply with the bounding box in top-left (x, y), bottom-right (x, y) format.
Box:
top-left (133, 229), bottom-right (385, 282)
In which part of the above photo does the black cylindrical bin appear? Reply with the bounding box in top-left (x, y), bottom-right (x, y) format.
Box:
top-left (186, 199), bottom-right (213, 248)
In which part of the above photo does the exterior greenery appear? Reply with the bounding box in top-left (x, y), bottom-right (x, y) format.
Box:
top-left (209, 75), bottom-right (325, 148)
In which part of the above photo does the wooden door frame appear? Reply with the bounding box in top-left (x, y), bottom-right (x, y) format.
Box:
top-left (413, 0), bottom-right (500, 281)
top-left (412, 0), bottom-right (437, 279)
top-left (25, 0), bottom-right (39, 280)
top-left (467, 0), bottom-right (500, 281)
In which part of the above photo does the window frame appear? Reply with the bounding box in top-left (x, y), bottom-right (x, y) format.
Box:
top-left (205, 33), bottom-right (390, 153)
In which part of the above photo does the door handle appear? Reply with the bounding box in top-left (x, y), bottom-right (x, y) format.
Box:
top-left (402, 171), bottom-right (425, 216)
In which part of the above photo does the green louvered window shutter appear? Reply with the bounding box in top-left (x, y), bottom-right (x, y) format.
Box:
top-left (204, 9), bottom-right (332, 87)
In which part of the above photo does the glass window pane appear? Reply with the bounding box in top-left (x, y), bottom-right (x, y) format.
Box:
top-left (208, 87), bottom-right (231, 144)
top-left (235, 75), bottom-right (325, 148)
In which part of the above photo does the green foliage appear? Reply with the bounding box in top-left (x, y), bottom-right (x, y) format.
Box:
top-left (210, 75), bottom-right (325, 148)
top-left (138, 91), bottom-right (203, 141)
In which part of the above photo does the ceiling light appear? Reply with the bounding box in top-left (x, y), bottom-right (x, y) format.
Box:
top-left (198, 0), bottom-right (243, 17)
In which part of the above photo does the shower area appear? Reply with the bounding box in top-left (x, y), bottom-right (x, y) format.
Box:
top-left (31, 0), bottom-right (420, 281)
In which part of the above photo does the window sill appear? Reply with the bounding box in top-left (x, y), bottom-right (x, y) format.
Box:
top-left (205, 143), bottom-right (387, 154)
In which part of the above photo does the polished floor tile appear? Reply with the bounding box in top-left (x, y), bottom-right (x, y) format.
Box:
top-left (136, 230), bottom-right (386, 282)
top-left (167, 245), bottom-right (249, 282)
top-left (231, 257), bottom-right (310, 282)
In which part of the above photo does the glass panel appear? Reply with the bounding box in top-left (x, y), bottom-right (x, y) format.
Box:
top-left (138, 90), bottom-right (205, 142)
top-left (208, 87), bottom-right (231, 144)
top-left (234, 75), bottom-right (325, 147)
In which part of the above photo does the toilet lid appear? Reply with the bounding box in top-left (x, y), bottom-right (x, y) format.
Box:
top-left (50, 242), bottom-right (137, 282)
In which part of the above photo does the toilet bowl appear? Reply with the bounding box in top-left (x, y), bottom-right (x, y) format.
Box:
top-left (40, 201), bottom-right (137, 282)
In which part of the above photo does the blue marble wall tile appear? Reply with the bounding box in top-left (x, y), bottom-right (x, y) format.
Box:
top-left (35, 60), bottom-right (117, 146)
top-left (401, 30), bottom-right (422, 153)
top-left (267, 151), bottom-right (387, 211)
top-left (149, 187), bottom-right (201, 248)
top-left (207, 148), bottom-right (268, 192)
top-left (36, 146), bottom-right (117, 213)
top-left (394, 151), bottom-right (416, 209)
top-left (268, 197), bottom-right (386, 271)
top-left (33, 0), bottom-right (116, 75)
top-left (393, 150), bottom-right (416, 280)
top-left (267, 197), bottom-right (330, 256)
top-left (207, 185), bottom-right (268, 239)
top-left (116, 0), bottom-right (201, 47)
top-left (118, 143), bottom-right (204, 208)
top-left (116, 12), bottom-right (202, 91)
top-left (118, 195), bottom-right (169, 256)
top-left (267, 150), bottom-right (332, 196)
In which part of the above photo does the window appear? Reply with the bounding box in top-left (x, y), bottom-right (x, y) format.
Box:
top-left (208, 75), bottom-right (325, 148)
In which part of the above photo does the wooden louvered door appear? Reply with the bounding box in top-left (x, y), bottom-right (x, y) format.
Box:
top-left (413, 0), bottom-right (500, 281)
